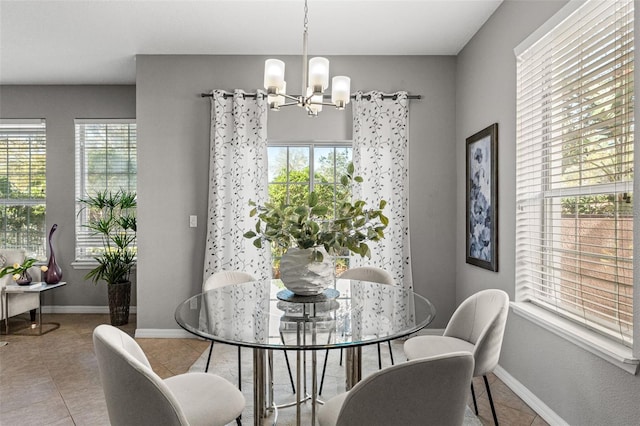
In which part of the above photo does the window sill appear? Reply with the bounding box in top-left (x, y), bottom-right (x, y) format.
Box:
top-left (71, 261), bottom-right (98, 270)
top-left (71, 261), bottom-right (137, 272)
top-left (511, 302), bottom-right (639, 375)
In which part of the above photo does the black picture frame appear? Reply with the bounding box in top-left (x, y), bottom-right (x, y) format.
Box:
top-left (466, 123), bottom-right (498, 272)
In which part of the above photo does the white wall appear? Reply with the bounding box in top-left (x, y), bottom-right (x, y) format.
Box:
top-left (135, 55), bottom-right (458, 330)
top-left (0, 85), bottom-right (137, 307)
top-left (456, 1), bottom-right (640, 424)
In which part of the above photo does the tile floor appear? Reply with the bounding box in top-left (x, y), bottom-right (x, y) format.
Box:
top-left (0, 314), bottom-right (549, 426)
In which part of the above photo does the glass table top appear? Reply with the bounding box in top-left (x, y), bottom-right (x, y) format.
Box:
top-left (175, 279), bottom-right (436, 350)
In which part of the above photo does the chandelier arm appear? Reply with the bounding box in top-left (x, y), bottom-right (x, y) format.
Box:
top-left (276, 102), bottom-right (301, 108)
top-left (279, 93), bottom-right (300, 102)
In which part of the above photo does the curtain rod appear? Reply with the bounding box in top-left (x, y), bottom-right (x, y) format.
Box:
top-left (200, 92), bottom-right (421, 100)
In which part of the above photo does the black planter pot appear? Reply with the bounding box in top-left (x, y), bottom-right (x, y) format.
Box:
top-left (108, 281), bottom-right (131, 326)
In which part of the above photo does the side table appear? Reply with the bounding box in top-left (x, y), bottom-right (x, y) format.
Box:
top-left (3, 282), bottom-right (67, 335)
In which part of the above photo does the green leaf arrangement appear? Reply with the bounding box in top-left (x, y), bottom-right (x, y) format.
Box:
top-left (0, 257), bottom-right (46, 279)
top-left (244, 163), bottom-right (388, 261)
top-left (78, 189), bottom-right (137, 285)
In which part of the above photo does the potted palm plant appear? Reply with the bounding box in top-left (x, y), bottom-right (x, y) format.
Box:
top-left (244, 163), bottom-right (387, 295)
top-left (79, 189), bottom-right (136, 325)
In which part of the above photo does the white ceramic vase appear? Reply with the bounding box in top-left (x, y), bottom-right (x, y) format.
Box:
top-left (279, 247), bottom-right (334, 296)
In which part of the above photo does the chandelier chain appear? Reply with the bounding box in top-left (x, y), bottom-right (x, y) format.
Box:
top-left (304, 0), bottom-right (309, 33)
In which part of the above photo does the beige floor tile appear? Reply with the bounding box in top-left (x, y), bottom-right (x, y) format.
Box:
top-left (45, 417), bottom-right (77, 426)
top-left (0, 362), bottom-right (52, 388)
top-left (0, 378), bottom-right (60, 413)
top-left (0, 393), bottom-right (70, 426)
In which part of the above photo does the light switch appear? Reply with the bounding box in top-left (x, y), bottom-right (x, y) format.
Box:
top-left (189, 215), bottom-right (197, 228)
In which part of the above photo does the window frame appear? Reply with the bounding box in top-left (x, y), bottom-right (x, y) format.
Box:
top-left (73, 119), bottom-right (136, 266)
top-left (513, 0), bottom-right (638, 373)
top-left (0, 119), bottom-right (47, 259)
top-left (266, 140), bottom-right (353, 276)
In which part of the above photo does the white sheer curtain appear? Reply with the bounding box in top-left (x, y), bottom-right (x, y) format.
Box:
top-left (352, 91), bottom-right (412, 290)
top-left (203, 89), bottom-right (271, 281)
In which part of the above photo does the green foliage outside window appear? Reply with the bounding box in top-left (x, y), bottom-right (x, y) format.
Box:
top-left (263, 146), bottom-right (355, 276)
top-left (0, 137), bottom-right (47, 258)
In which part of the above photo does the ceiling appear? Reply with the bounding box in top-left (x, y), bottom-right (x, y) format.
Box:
top-left (0, 0), bottom-right (502, 85)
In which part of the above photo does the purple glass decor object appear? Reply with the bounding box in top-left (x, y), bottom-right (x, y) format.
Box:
top-left (44, 224), bottom-right (63, 284)
top-left (16, 270), bottom-right (32, 286)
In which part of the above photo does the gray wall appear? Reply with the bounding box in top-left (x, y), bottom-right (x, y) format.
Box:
top-left (0, 85), bottom-right (137, 307)
top-left (455, 1), bottom-right (640, 424)
top-left (135, 55), bottom-right (457, 330)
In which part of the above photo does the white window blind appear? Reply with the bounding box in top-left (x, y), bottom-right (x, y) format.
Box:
top-left (516, 0), bottom-right (634, 345)
top-left (0, 119), bottom-right (47, 258)
top-left (75, 119), bottom-right (136, 262)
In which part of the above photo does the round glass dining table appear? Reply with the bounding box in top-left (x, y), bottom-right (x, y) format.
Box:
top-left (175, 278), bottom-right (436, 426)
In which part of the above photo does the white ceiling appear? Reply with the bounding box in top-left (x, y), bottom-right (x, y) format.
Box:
top-left (0, 0), bottom-right (502, 85)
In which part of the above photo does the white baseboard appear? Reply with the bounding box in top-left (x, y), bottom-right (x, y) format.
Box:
top-left (494, 365), bottom-right (568, 426)
top-left (135, 328), bottom-right (195, 339)
top-left (41, 305), bottom-right (137, 314)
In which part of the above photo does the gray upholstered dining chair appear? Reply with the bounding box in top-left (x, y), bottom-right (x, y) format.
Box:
top-left (203, 270), bottom-right (295, 393)
top-left (403, 289), bottom-right (509, 425)
top-left (317, 351), bottom-right (474, 426)
top-left (93, 324), bottom-right (245, 426)
top-left (319, 266), bottom-right (394, 395)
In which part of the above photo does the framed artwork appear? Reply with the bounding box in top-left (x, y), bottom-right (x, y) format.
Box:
top-left (466, 123), bottom-right (498, 271)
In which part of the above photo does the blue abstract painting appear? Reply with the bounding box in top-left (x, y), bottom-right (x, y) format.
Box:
top-left (468, 136), bottom-right (492, 261)
top-left (466, 123), bottom-right (497, 271)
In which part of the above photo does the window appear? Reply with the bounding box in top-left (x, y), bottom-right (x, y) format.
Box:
top-left (267, 142), bottom-right (352, 276)
top-left (75, 119), bottom-right (136, 263)
top-left (516, 0), bottom-right (634, 345)
top-left (0, 119), bottom-right (47, 258)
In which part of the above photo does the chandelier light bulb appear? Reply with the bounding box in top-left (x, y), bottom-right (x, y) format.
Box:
top-left (306, 87), bottom-right (323, 115)
top-left (264, 59), bottom-right (285, 93)
top-left (268, 81), bottom-right (286, 110)
top-left (308, 57), bottom-right (329, 93)
top-left (331, 76), bottom-right (351, 109)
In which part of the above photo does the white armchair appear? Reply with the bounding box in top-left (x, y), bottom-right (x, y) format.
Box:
top-left (0, 249), bottom-right (40, 324)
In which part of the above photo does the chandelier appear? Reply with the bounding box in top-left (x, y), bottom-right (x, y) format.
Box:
top-left (263, 0), bottom-right (350, 116)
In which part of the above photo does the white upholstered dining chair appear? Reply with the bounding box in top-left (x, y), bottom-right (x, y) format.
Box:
top-left (403, 289), bottom-right (509, 425)
top-left (319, 266), bottom-right (395, 395)
top-left (317, 351), bottom-right (474, 426)
top-left (203, 270), bottom-right (295, 393)
top-left (93, 324), bottom-right (245, 426)
top-left (202, 271), bottom-right (255, 391)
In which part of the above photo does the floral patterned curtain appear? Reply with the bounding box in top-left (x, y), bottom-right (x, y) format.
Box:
top-left (352, 91), bottom-right (412, 290)
top-left (203, 89), bottom-right (271, 281)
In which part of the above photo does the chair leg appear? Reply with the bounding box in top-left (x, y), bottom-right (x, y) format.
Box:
top-left (235, 416), bottom-right (242, 426)
top-left (279, 332), bottom-right (296, 394)
top-left (283, 350), bottom-right (296, 394)
top-left (377, 343), bottom-right (382, 369)
top-left (237, 347), bottom-right (242, 391)
top-left (339, 348), bottom-right (343, 366)
top-left (484, 375), bottom-right (499, 426)
top-left (204, 341), bottom-right (214, 373)
top-left (319, 348), bottom-right (330, 395)
top-left (470, 382), bottom-right (478, 415)
top-left (387, 341), bottom-right (394, 365)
